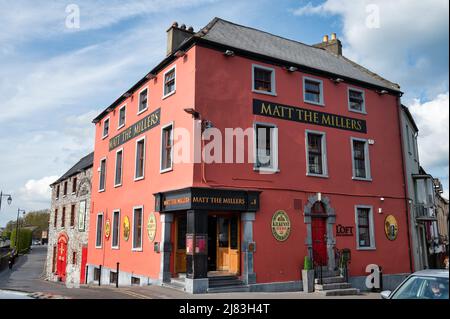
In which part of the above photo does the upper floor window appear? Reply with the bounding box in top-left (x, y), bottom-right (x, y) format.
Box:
top-left (163, 66), bottom-right (176, 98)
top-left (63, 181), bottom-right (68, 196)
top-left (99, 158), bottom-right (106, 192)
top-left (351, 138), bottom-right (371, 180)
top-left (160, 123), bottom-right (173, 173)
top-left (118, 105), bottom-right (126, 129)
top-left (303, 77), bottom-right (324, 105)
top-left (54, 209), bottom-right (58, 228)
top-left (132, 206), bottom-right (143, 251)
top-left (254, 123), bottom-right (278, 172)
top-left (61, 206), bottom-right (66, 228)
top-left (252, 65), bottom-right (276, 95)
top-left (114, 149), bottom-right (123, 187)
top-left (138, 88), bottom-right (148, 114)
top-left (70, 204), bottom-right (75, 227)
top-left (306, 131), bottom-right (328, 177)
top-left (72, 177), bottom-right (77, 193)
top-left (56, 185), bottom-right (60, 199)
top-left (102, 117), bottom-right (110, 139)
top-left (348, 88), bottom-right (365, 113)
top-left (355, 206), bottom-right (375, 249)
top-left (135, 137), bottom-right (145, 180)
top-left (95, 213), bottom-right (104, 248)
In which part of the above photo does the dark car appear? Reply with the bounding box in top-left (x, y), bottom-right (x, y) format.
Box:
top-left (381, 269), bottom-right (449, 299)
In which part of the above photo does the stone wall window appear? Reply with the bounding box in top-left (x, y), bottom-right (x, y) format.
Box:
top-left (70, 204), bottom-right (75, 227)
top-left (72, 252), bottom-right (77, 264)
top-left (63, 181), bottom-right (68, 196)
top-left (61, 207), bottom-right (66, 228)
top-left (72, 177), bottom-right (77, 193)
top-left (132, 207), bottom-right (143, 251)
top-left (54, 209), bottom-right (58, 228)
top-left (56, 185), bottom-right (60, 199)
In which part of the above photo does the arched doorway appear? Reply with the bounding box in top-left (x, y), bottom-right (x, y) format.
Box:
top-left (56, 233), bottom-right (68, 282)
top-left (311, 201), bottom-right (328, 266)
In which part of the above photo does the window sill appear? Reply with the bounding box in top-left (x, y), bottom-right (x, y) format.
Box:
top-left (253, 167), bottom-right (280, 174)
top-left (95, 246), bottom-right (102, 249)
top-left (356, 247), bottom-right (376, 251)
top-left (137, 107), bottom-right (148, 115)
top-left (111, 246), bottom-right (120, 250)
top-left (162, 90), bottom-right (176, 100)
top-left (98, 189), bottom-right (105, 193)
top-left (306, 173), bottom-right (329, 178)
top-left (132, 248), bottom-right (143, 252)
top-left (348, 108), bottom-right (367, 115)
top-left (102, 134), bottom-right (109, 140)
top-left (114, 183), bottom-right (122, 188)
top-left (352, 177), bottom-right (373, 182)
top-left (160, 167), bottom-right (173, 174)
top-left (252, 89), bottom-right (277, 96)
top-left (134, 176), bottom-right (145, 182)
top-left (304, 100), bottom-right (324, 107)
top-left (117, 124), bottom-right (125, 131)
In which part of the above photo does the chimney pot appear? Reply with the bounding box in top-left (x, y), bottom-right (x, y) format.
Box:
top-left (331, 33), bottom-right (337, 41)
top-left (323, 35), bottom-right (329, 43)
top-left (180, 24), bottom-right (186, 30)
top-left (187, 26), bottom-right (194, 32)
top-left (172, 21), bottom-right (178, 28)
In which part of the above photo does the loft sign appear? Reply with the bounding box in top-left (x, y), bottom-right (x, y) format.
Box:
top-left (109, 108), bottom-right (161, 151)
top-left (336, 224), bottom-right (353, 236)
top-left (253, 99), bottom-right (367, 133)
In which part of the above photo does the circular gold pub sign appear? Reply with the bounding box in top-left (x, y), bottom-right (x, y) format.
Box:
top-left (123, 216), bottom-right (130, 241)
top-left (147, 213), bottom-right (157, 242)
top-left (384, 215), bottom-right (398, 241)
top-left (105, 219), bottom-right (111, 239)
top-left (271, 210), bottom-right (291, 241)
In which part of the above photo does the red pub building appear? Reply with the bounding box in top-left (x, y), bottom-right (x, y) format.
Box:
top-left (87, 18), bottom-right (411, 294)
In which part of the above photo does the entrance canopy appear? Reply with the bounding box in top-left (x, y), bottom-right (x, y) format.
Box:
top-left (154, 187), bottom-right (261, 213)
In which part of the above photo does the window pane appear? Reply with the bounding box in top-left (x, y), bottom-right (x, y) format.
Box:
top-left (305, 80), bottom-right (321, 103)
top-left (308, 134), bottom-right (323, 174)
top-left (349, 90), bottom-right (364, 111)
top-left (135, 140), bottom-right (145, 178)
top-left (112, 212), bottom-right (119, 247)
top-left (139, 89), bottom-right (148, 111)
top-left (96, 215), bottom-right (103, 246)
top-left (357, 208), bottom-right (371, 247)
top-left (164, 70), bottom-right (175, 95)
top-left (218, 217), bottom-right (229, 248)
top-left (133, 209), bottom-right (142, 249)
top-left (119, 107), bottom-right (126, 126)
top-left (162, 126), bottom-right (173, 170)
top-left (256, 125), bottom-right (273, 168)
top-left (353, 141), bottom-right (367, 178)
top-left (99, 159), bottom-right (106, 190)
top-left (254, 68), bottom-right (272, 92)
top-left (115, 151), bottom-right (123, 185)
top-left (103, 119), bottom-right (109, 136)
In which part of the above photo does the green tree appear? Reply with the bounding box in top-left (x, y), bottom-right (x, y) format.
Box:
top-left (10, 228), bottom-right (32, 253)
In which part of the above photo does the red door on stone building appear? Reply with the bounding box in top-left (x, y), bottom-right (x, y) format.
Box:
top-left (311, 202), bottom-right (328, 266)
top-left (80, 246), bottom-right (88, 284)
top-left (56, 234), bottom-right (68, 282)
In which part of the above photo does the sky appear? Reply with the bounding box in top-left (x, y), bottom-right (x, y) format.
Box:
top-left (0, 0), bottom-right (448, 227)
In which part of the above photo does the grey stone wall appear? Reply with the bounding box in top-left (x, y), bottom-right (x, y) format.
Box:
top-left (45, 167), bottom-right (92, 285)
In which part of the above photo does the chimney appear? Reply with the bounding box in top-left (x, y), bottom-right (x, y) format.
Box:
top-left (313, 33), bottom-right (342, 56)
top-left (166, 22), bottom-right (195, 56)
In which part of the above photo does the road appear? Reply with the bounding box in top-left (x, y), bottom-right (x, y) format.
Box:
top-left (0, 245), bottom-right (379, 299)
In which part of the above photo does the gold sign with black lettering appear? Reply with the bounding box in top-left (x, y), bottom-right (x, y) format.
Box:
top-left (253, 99), bottom-right (367, 133)
top-left (108, 108), bottom-right (161, 151)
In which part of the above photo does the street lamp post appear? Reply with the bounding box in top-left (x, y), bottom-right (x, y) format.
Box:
top-left (15, 208), bottom-right (26, 256)
top-left (0, 191), bottom-right (13, 212)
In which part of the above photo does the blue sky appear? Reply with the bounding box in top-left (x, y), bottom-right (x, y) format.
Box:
top-left (0, 0), bottom-right (448, 226)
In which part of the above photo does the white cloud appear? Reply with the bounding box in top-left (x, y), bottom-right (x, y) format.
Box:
top-left (19, 176), bottom-right (59, 202)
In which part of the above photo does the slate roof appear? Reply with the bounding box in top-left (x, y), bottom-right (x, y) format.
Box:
top-left (51, 152), bottom-right (94, 186)
top-left (196, 18), bottom-right (400, 92)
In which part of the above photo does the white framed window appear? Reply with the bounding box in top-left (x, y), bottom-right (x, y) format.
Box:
top-left (132, 206), bottom-right (143, 251)
top-left (351, 137), bottom-right (372, 181)
top-left (305, 130), bottom-right (328, 177)
top-left (102, 117), bottom-right (110, 139)
top-left (98, 157), bottom-right (107, 192)
top-left (137, 87), bottom-right (148, 114)
top-left (118, 104), bottom-right (126, 129)
top-left (160, 122), bottom-right (174, 173)
top-left (348, 87), bottom-right (366, 113)
top-left (354, 205), bottom-right (376, 250)
top-left (134, 136), bottom-right (146, 181)
top-left (95, 212), bottom-right (104, 248)
top-left (162, 65), bottom-right (176, 99)
top-left (252, 64), bottom-right (276, 96)
top-left (111, 210), bottom-right (120, 249)
top-left (114, 148), bottom-right (123, 187)
top-left (253, 122), bottom-right (279, 173)
top-left (303, 76), bottom-right (324, 106)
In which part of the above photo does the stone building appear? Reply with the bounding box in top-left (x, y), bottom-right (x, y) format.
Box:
top-left (45, 152), bottom-right (93, 285)
top-left (433, 179), bottom-right (449, 267)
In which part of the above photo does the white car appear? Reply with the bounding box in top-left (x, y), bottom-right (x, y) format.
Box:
top-left (381, 269), bottom-right (449, 299)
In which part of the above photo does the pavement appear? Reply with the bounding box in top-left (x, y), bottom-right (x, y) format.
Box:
top-left (0, 245), bottom-right (380, 299)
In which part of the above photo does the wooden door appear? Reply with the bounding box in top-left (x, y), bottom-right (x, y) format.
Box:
top-left (311, 217), bottom-right (327, 266)
top-left (56, 235), bottom-right (68, 281)
top-left (80, 246), bottom-right (88, 284)
top-left (174, 215), bottom-right (187, 273)
top-left (216, 215), bottom-right (240, 274)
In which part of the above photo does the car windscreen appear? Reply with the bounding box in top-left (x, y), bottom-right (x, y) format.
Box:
top-left (391, 276), bottom-right (449, 299)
